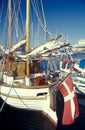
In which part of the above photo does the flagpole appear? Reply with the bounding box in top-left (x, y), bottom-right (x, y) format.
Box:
top-left (48, 72), bottom-right (72, 88)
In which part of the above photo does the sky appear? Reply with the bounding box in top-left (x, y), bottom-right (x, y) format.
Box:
top-left (43, 0), bottom-right (85, 44)
top-left (0, 0), bottom-right (85, 45)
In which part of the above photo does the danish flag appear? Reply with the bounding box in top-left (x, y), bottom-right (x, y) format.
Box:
top-left (57, 74), bottom-right (79, 125)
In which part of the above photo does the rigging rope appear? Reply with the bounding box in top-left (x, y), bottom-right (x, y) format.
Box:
top-left (2, 5), bottom-right (8, 48)
top-left (31, 0), bottom-right (52, 38)
top-left (0, 2), bottom-right (2, 22)
top-left (12, 87), bottom-right (30, 109)
top-left (0, 82), bottom-right (29, 112)
top-left (13, 0), bottom-right (19, 41)
top-left (18, 0), bottom-right (25, 36)
top-left (0, 84), bottom-right (13, 112)
top-left (12, 0), bottom-right (25, 42)
top-left (40, 0), bottom-right (47, 40)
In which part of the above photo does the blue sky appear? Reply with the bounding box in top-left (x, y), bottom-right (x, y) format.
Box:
top-left (43, 0), bottom-right (85, 44)
top-left (0, 0), bottom-right (85, 45)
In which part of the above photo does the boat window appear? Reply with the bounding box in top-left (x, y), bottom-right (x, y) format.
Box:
top-left (62, 62), bottom-right (66, 69)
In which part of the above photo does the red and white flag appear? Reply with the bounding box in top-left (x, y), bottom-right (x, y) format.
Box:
top-left (57, 74), bottom-right (79, 125)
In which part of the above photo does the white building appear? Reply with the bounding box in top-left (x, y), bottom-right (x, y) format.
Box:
top-left (72, 39), bottom-right (85, 53)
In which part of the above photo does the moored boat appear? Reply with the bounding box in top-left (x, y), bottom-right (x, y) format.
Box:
top-left (0, 0), bottom-right (79, 128)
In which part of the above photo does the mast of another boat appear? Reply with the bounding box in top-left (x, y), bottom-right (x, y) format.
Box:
top-left (25, 0), bottom-right (30, 85)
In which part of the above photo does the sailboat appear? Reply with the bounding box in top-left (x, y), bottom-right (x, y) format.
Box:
top-left (0, 0), bottom-right (79, 127)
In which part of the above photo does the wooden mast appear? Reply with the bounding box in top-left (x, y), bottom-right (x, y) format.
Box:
top-left (26, 0), bottom-right (30, 76)
top-left (8, 0), bottom-right (12, 49)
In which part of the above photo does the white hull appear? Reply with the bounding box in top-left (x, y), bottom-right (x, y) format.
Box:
top-left (74, 63), bottom-right (85, 73)
top-left (73, 73), bottom-right (85, 95)
top-left (1, 85), bottom-right (49, 109)
top-left (0, 83), bottom-right (57, 124)
top-left (73, 73), bottom-right (85, 87)
top-left (75, 85), bottom-right (85, 95)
